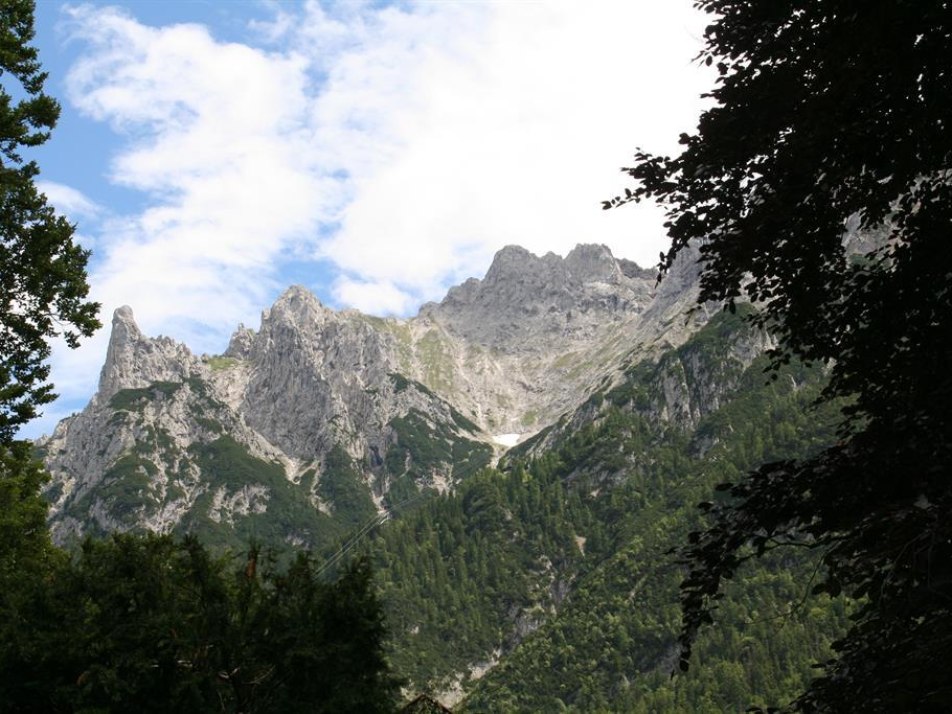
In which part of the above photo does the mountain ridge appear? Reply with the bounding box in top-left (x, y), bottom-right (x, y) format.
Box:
top-left (31, 241), bottom-right (850, 710)
top-left (38, 242), bottom-right (708, 550)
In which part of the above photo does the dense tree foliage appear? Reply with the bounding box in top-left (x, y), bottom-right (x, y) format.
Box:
top-left (607, 2), bottom-right (952, 710)
top-left (0, 0), bottom-right (99, 439)
top-left (371, 312), bottom-right (849, 710)
top-left (0, 2), bottom-right (101, 704)
top-left (1, 536), bottom-right (401, 712)
top-left (0, 0), bottom-right (99, 661)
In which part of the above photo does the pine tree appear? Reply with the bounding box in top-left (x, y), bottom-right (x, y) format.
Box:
top-left (0, 0), bottom-right (99, 439)
top-left (0, 0), bottom-right (98, 697)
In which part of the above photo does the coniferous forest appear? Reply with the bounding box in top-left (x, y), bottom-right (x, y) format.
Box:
top-left (2, 0), bottom-right (950, 712)
top-left (373, 310), bottom-right (850, 711)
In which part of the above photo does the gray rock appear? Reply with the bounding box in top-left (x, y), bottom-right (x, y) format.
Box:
top-left (39, 242), bottom-right (712, 544)
top-left (96, 306), bottom-right (199, 403)
top-left (224, 324), bottom-right (256, 359)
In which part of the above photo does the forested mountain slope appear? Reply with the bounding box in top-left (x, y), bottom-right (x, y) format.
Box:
top-left (35, 244), bottom-right (850, 711)
top-left (369, 309), bottom-right (848, 710)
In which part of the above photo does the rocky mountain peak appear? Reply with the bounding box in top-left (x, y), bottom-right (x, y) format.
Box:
top-left (41, 241), bottom-right (712, 548)
top-left (425, 243), bottom-right (656, 351)
top-left (481, 244), bottom-right (562, 285)
top-left (111, 304), bottom-right (142, 340)
top-left (391, 243), bottom-right (700, 436)
top-left (264, 285), bottom-right (329, 330)
top-left (480, 243), bottom-right (627, 289)
top-left (224, 324), bottom-right (256, 360)
top-left (96, 305), bottom-right (199, 404)
top-left (563, 243), bottom-right (623, 283)
top-left (276, 284), bottom-right (321, 306)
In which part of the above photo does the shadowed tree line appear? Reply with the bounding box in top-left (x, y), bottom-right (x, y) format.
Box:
top-left (1, 532), bottom-right (399, 712)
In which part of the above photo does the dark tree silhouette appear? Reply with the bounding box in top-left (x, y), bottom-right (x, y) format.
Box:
top-left (0, 0), bottom-right (99, 677)
top-left (0, 0), bottom-right (100, 440)
top-left (2, 536), bottom-right (401, 712)
top-left (606, 2), bottom-right (952, 710)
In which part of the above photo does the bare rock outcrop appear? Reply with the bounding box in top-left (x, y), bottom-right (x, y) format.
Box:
top-left (39, 243), bottom-right (709, 546)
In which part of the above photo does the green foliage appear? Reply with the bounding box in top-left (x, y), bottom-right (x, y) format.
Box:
top-left (0, 7), bottom-right (98, 666)
top-left (0, 0), bottom-right (99, 439)
top-left (206, 355), bottom-right (239, 370)
top-left (608, 2), bottom-right (952, 709)
top-left (317, 444), bottom-right (379, 531)
top-left (390, 372), bottom-right (439, 400)
top-left (190, 434), bottom-right (283, 491)
top-left (449, 406), bottom-right (481, 435)
top-left (371, 315), bottom-right (848, 709)
top-left (461, 357), bottom-right (845, 711)
top-left (0, 441), bottom-right (60, 589)
top-left (183, 436), bottom-right (339, 553)
top-left (388, 408), bottom-right (492, 484)
top-left (451, 437), bottom-right (493, 480)
top-left (0, 534), bottom-right (401, 712)
top-left (96, 454), bottom-right (156, 517)
top-left (109, 381), bottom-right (183, 411)
top-left (384, 471), bottom-right (420, 511)
top-left (194, 415), bottom-right (224, 434)
top-left (390, 372), bottom-right (412, 393)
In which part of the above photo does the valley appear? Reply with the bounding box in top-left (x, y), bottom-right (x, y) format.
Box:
top-left (38, 244), bottom-right (846, 710)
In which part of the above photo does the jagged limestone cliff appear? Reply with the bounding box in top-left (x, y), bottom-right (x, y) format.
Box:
top-left (40, 243), bottom-right (707, 549)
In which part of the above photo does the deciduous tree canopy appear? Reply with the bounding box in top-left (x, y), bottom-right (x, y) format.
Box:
top-left (607, 1), bottom-right (952, 710)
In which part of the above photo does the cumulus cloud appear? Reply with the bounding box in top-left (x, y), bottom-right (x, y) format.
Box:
top-left (333, 276), bottom-right (416, 317)
top-left (64, 0), bottom-right (710, 317)
top-left (293, 0), bottom-right (712, 309)
top-left (62, 4), bottom-right (331, 331)
top-left (26, 0), bottom-right (712, 437)
top-left (37, 180), bottom-right (103, 220)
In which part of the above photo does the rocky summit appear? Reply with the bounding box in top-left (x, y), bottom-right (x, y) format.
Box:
top-left (39, 243), bottom-right (709, 549)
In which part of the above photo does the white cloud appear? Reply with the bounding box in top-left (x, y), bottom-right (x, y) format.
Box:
top-left (333, 276), bottom-right (416, 316)
top-left (24, 0), bottom-right (712, 437)
top-left (59, 1), bottom-right (711, 322)
top-left (298, 0), bottom-right (713, 309)
top-left (60, 4), bottom-right (336, 333)
top-left (37, 180), bottom-right (104, 220)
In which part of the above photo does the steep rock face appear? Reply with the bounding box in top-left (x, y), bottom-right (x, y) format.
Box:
top-left (42, 307), bottom-right (288, 543)
top-left (411, 243), bottom-right (709, 435)
top-left (95, 306), bottom-right (201, 403)
top-left (240, 286), bottom-right (396, 460)
top-left (41, 299), bottom-right (489, 548)
top-left (40, 243), bottom-right (710, 549)
top-left (43, 306), bottom-right (215, 503)
top-left (511, 306), bottom-right (775, 462)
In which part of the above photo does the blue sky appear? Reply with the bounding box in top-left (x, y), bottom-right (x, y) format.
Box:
top-left (23, 0), bottom-right (712, 438)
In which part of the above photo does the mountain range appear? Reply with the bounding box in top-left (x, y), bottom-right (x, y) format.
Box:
top-left (37, 242), bottom-right (845, 710)
top-left (39, 243), bottom-right (707, 548)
